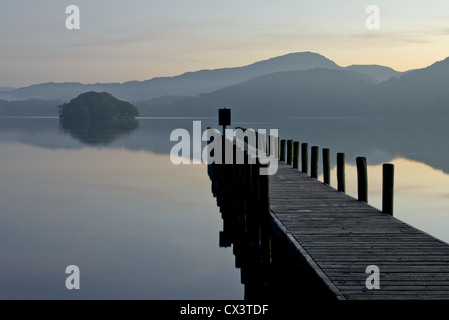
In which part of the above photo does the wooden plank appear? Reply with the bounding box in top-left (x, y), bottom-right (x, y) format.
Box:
top-left (268, 161), bottom-right (449, 300)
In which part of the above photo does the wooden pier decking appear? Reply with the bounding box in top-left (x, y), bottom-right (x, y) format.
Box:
top-left (269, 161), bottom-right (449, 300)
top-left (208, 146), bottom-right (449, 300)
top-left (209, 111), bottom-right (449, 300)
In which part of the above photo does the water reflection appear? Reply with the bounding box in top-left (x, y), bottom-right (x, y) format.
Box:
top-left (208, 163), bottom-right (335, 300)
top-left (59, 119), bottom-right (139, 145)
top-left (1, 116), bottom-right (449, 299)
top-left (3, 116), bottom-right (449, 175)
top-left (0, 143), bottom-right (242, 299)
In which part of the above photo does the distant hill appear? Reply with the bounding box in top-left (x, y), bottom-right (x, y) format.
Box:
top-left (145, 69), bottom-right (377, 117)
top-left (58, 91), bottom-right (139, 120)
top-left (376, 57), bottom-right (449, 115)
top-left (0, 87), bottom-right (15, 92)
top-left (0, 99), bottom-right (62, 117)
top-left (3, 52), bottom-right (448, 118)
top-left (0, 52), bottom-right (366, 102)
top-left (142, 57), bottom-right (449, 117)
top-left (134, 95), bottom-right (189, 116)
top-left (345, 65), bottom-right (402, 82)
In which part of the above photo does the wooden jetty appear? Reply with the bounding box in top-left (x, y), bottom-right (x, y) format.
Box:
top-left (208, 130), bottom-right (449, 300)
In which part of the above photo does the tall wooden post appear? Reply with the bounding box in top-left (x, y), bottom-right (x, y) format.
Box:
top-left (337, 153), bottom-right (346, 193)
top-left (293, 141), bottom-right (300, 170)
top-left (323, 148), bottom-right (330, 185)
top-left (356, 157), bottom-right (368, 203)
top-left (301, 143), bottom-right (309, 174)
top-left (311, 146), bottom-right (319, 179)
top-left (280, 140), bottom-right (286, 162)
top-left (287, 140), bottom-right (293, 166)
top-left (382, 164), bottom-right (394, 215)
top-left (219, 108), bottom-right (231, 165)
top-left (258, 164), bottom-right (270, 216)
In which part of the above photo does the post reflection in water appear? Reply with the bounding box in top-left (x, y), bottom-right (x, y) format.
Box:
top-left (208, 160), bottom-right (336, 301)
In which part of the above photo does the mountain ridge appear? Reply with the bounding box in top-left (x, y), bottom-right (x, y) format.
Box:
top-left (138, 57), bottom-right (449, 117)
top-left (1, 52), bottom-right (400, 102)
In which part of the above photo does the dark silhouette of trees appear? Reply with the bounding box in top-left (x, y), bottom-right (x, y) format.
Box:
top-left (58, 91), bottom-right (139, 120)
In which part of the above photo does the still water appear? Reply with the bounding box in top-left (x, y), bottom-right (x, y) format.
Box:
top-left (0, 116), bottom-right (449, 299)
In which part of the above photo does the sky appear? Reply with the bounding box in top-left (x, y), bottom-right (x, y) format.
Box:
top-left (1, 0), bottom-right (449, 88)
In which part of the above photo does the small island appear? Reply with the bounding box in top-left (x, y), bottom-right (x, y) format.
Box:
top-left (58, 91), bottom-right (139, 120)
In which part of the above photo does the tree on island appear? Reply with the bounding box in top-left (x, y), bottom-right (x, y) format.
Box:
top-left (58, 91), bottom-right (139, 120)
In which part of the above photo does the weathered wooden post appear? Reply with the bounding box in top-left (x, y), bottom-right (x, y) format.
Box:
top-left (323, 148), bottom-right (330, 185)
top-left (356, 157), bottom-right (368, 203)
top-left (258, 164), bottom-right (270, 215)
top-left (337, 153), bottom-right (346, 193)
top-left (267, 134), bottom-right (271, 157)
top-left (293, 141), bottom-right (300, 170)
top-left (311, 146), bottom-right (319, 179)
top-left (246, 151), bottom-right (255, 216)
top-left (258, 163), bottom-right (271, 266)
top-left (219, 108), bottom-right (231, 165)
top-left (255, 130), bottom-right (259, 152)
top-left (287, 140), bottom-right (293, 166)
top-left (267, 133), bottom-right (271, 156)
top-left (301, 143), bottom-right (309, 174)
top-left (382, 163), bottom-right (394, 215)
top-left (232, 142), bottom-right (238, 199)
top-left (207, 126), bottom-right (212, 178)
top-left (251, 154), bottom-right (260, 214)
top-left (280, 140), bottom-right (286, 162)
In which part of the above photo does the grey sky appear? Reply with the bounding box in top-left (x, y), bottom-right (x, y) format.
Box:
top-left (1, 0), bottom-right (449, 87)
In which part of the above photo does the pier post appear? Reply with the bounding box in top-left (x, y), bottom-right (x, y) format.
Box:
top-left (301, 143), bottom-right (309, 174)
top-left (280, 140), bottom-right (286, 162)
top-left (293, 141), bottom-right (300, 170)
top-left (258, 163), bottom-right (271, 267)
top-left (323, 148), bottom-right (330, 185)
top-left (337, 153), bottom-right (346, 193)
top-left (356, 157), bottom-right (368, 203)
top-left (382, 164), bottom-right (394, 215)
top-left (311, 146), bottom-right (319, 179)
top-left (287, 140), bottom-right (293, 166)
top-left (258, 164), bottom-right (270, 215)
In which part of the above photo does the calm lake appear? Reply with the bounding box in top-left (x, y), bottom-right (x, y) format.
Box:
top-left (0, 115), bottom-right (449, 299)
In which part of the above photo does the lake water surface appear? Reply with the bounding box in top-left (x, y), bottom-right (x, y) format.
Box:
top-left (1, 116), bottom-right (449, 299)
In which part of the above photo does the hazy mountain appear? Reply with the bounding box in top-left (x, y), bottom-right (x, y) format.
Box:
top-left (376, 57), bottom-right (449, 115)
top-left (143, 57), bottom-right (449, 117)
top-left (0, 87), bottom-right (15, 92)
top-left (0, 52), bottom-right (405, 104)
top-left (134, 95), bottom-right (189, 116)
top-left (345, 65), bottom-right (402, 82)
top-left (143, 68), bottom-right (377, 117)
top-left (5, 82), bottom-right (119, 102)
top-left (0, 99), bottom-right (62, 117)
top-left (0, 52), bottom-right (342, 102)
top-left (1, 52), bottom-right (446, 118)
